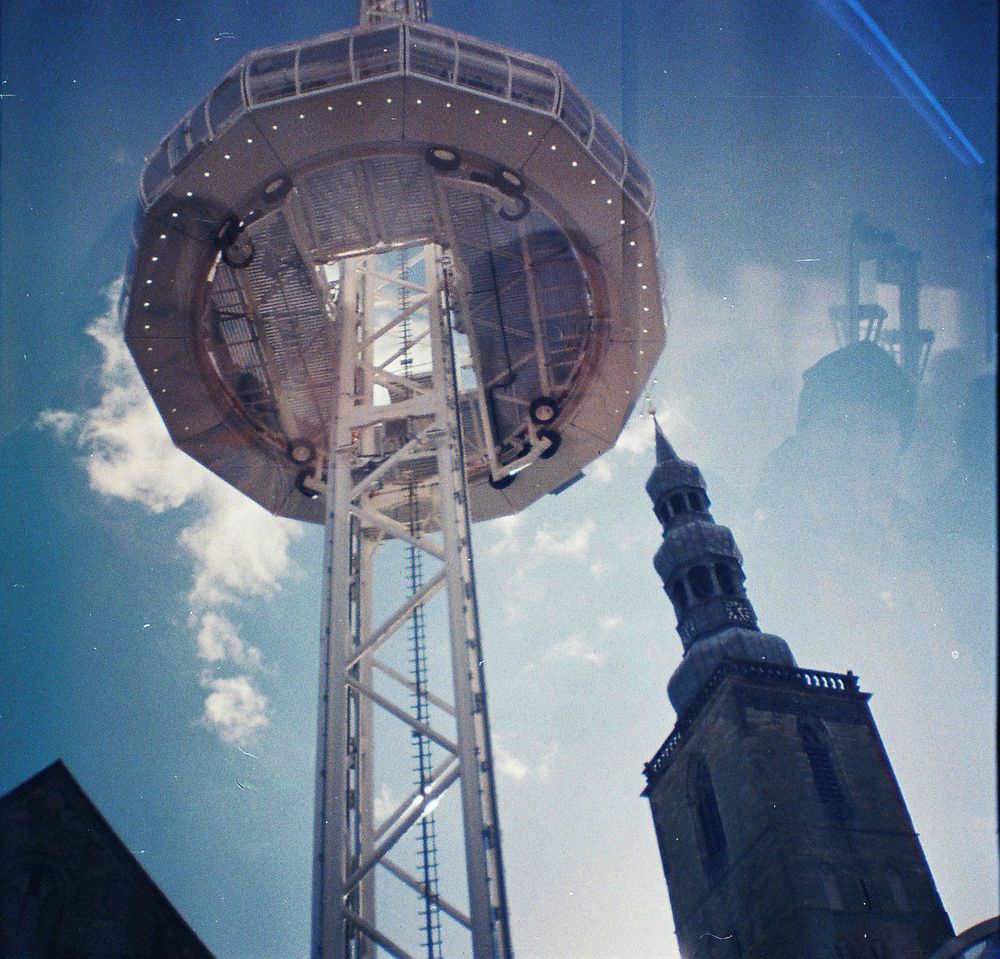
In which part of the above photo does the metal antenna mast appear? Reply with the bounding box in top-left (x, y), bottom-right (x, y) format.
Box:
top-left (125, 8), bottom-right (664, 956)
top-left (313, 247), bottom-right (512, 958)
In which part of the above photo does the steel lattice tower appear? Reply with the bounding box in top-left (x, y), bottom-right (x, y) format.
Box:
top-left (123, 1), bottom-right (665, 956)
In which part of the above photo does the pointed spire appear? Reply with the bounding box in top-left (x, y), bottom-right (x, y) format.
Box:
top-left (646, 421), bottom-right (705, 505)
top-left (645, 423), bottom-right (796, 716)
top-left (653, 416), bottom-right (678, 465)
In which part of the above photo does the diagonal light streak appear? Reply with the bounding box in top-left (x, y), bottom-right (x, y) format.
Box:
top-left (820, 0), bottom-right (970, 165)
top-left (818, 0), bottom-right (983, 166)
top-left (346, 760), bottom-right (462, 891)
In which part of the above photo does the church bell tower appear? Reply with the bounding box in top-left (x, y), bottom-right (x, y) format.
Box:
top-left (642, 422), bottom-right (953, 959)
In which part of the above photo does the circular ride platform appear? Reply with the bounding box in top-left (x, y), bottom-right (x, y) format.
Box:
top-left (123, 20), bottom-right (665, 524)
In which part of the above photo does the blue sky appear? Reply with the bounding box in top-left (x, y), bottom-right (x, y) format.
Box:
top-left (1, 2), bottom-right (996, 957)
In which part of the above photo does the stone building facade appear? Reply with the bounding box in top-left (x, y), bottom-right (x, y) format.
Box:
top-left (642, 423), bottom-right (953, 959)
top-left (0, 760), bottom-right (213, 959)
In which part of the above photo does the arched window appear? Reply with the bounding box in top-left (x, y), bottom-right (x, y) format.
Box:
top-left (669, 492), bottom-right (688, 517)
top-left (667, 578), bottom-right (690, 614)
top-left (688, 489), bottom-right (710, 512)
top-left (715, 562), bottom-right (737, 593)
top-left (799, 718), bottom-right (851, 823)
top-left (689, 756), bottom-right (727, 874)
top-left (688, 564), bottom-right (715, 600)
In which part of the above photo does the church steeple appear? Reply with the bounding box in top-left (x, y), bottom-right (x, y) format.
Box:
top-left (646, 421), bottom-right (796, 715)
top-left (642, 421), bottom-right (954, 959)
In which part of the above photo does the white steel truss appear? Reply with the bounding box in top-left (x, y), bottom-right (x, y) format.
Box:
top-left (311, 245), bottom-right (512, 959)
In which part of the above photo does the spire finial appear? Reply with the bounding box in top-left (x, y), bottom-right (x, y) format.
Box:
top-left (653, 416), bottom-right (678, 465)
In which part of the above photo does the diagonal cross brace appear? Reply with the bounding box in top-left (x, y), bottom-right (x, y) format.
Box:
top-left (380, 857), bottom-right (472, 929)
top-left (371, 656), bottom-right (456, 718)
top-left (344, 674), bottom-right (459, 756)
top-left (345, 759), bottom-right (461, 892)
top-left (346, 569), bottom-right (447, 670)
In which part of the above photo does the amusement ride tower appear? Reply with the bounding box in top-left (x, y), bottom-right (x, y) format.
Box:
top-left (122, 1), bottom-right (664, 956)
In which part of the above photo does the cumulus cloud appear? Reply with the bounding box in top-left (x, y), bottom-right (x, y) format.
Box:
top-left (544, 633), bottom-right (606, 666)
top-left (485, 514), bottom-right (523, 556)
top-left (36, 280), bottom-right (301, 746)
top-left (587, 457), bottom-right (615, 483)
top-left (614, 413), bottom-right (657, 456)
top-left (195, 611), bottom-right (262, 669)
top-left (57, 285), bottom-right (213, 512)
top-left (485, 517), bottom-right (597, 564)
top-left (534, 743), bottom-right (558, 781)
top-left (492, 739), bottom-right (558, 782)
top-left (181, 485), bottom-right (300, 607)
top-left (493, 742), bottom-right (530, 781)
top-left (481, 514), bottom-right (604, 623)
top-left (532, 520), bottom-right (595, 560)
top-left (614, 401), bottom-right (692, 458)
top-left (201, 675), bottom-right (269, 745)
top-left (35, 409), bottom-right (79, 439)
top-left (373, 783), bottom-right (400, 824)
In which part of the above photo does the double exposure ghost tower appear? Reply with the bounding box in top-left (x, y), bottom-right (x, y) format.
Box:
top-left (642, 424), bottom-right (953, 959)
top-left (122, 0), bottom-right (664, 957)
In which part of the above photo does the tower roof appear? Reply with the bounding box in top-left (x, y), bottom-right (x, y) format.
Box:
top-left (645, 419), bottom-right (706, 503)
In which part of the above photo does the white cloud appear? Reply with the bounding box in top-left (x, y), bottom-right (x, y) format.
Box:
top-left (36, 280), bottom-right (302, 746)
top-left (34, 409), bottom-right (79, 438)
top-left (180, 485), bottom-right (300, 607)
top-left (484, 517), bottom-right (602, 619)
top-left (587, 458), bottom-right (615, 483)
top-left (613, 401), bottom-right (693, 457)
top-left (201, 675), bottom-right (269, 745)
top-left (534, 742), bottom-right (558, 781)
top-left (494, 742), bottom-right (529, 781)
top-left (490, 739), bottom-right (558, 782)
top-left (485, 514), bottom-right (523, 556)
top-left (614, 413), bottom-right (657, 456)
top-left (38, 282), bottom-right (214, 512)
top-left (599, 615), bottom-right (622, 632)
top-left (374, 783), bottom-right (400, 824)
top-left (487, 516), bottom-right (597, 564)
top-left (195, 612), bottom-right (262, 669)
top-left (532, 520), bottom-right (595, 560)
top-left (544, 633), bottom-right (606, 666)
top-left (79, 387), bottom-right (210, 512)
